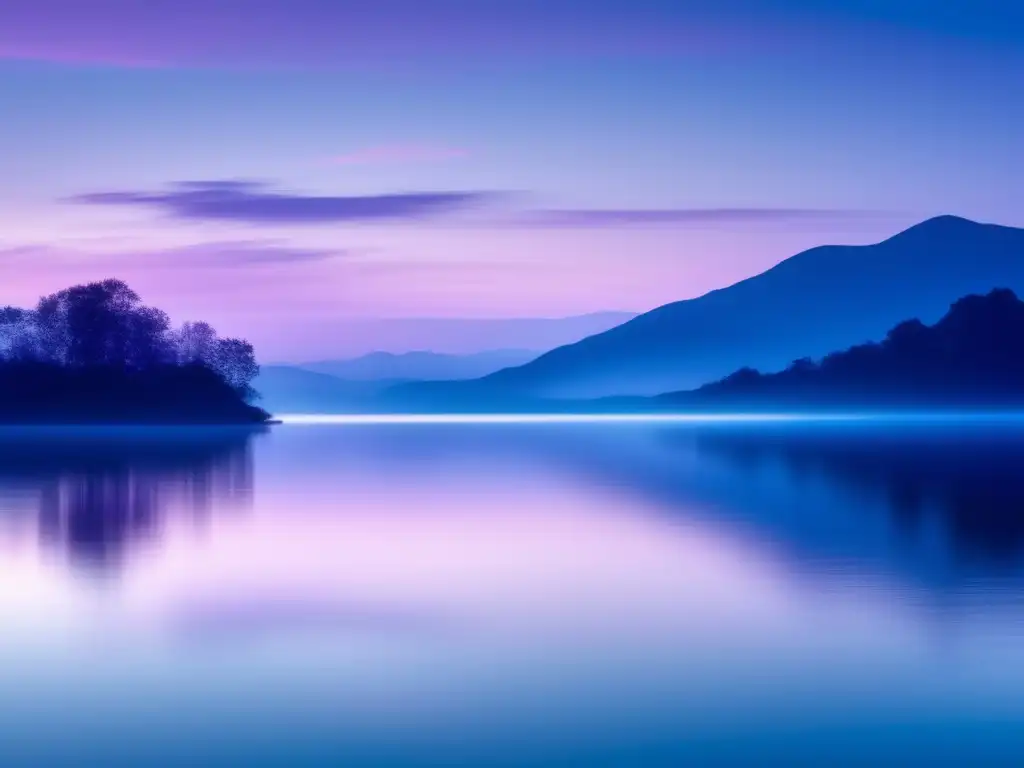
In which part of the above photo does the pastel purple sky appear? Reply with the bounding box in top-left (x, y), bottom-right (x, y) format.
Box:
top-left (1, 0), bottom-right (1022, 358)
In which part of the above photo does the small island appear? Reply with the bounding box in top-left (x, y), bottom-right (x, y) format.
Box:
top-left (0, 279), bottom-right (270, 424)
top-left (660, 288), bottom-right (1024, 411)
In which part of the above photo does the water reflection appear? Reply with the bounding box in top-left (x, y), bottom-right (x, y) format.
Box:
top-left (6, 420), bottom-right (1021, 592)
top-left (5, 422), bottom-right (1024, 765)
top-left (688, 423), bottom-right (1024, 564)
top-left (0, 427), bottom-right (258, 572)
top-left (258, 421), bottom-right (1024, 599)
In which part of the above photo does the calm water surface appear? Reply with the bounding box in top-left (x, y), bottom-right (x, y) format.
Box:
top-left (3, 419), bottom-right (1024, 766)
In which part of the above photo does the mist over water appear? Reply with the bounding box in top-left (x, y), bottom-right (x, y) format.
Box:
top-left (4, 420), bottom-right (1024, 765)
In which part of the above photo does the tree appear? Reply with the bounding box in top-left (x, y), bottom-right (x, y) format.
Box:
top-left (173, 321), bottom-right (219, 366)
top-left (32, 279), bottom-right (175, 368)
top-left (125, 306), bottom-right (173, 368)
top-left (790, 357), bottom-right (817, 374)
top-left (884, 319), bottom-right (928, 350)
top-left (0, 307), bottom-right (35, 360)
top-left (0, 279), bottom-right (269, 424)
top-left (0, 280), bottom-right (261, 398)
top-left (211, 338), bottom-right (260, 398)
top-left (34, 293), bottom-right (70, 365)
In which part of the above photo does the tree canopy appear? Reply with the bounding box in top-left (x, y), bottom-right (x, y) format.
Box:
top-left (0, 279), bottom-right (260, 399)
top-left (671, 288), bottom-right (1024, 408)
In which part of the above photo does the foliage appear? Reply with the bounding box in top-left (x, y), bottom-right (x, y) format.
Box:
top-left (686, 288), bottom-right (1024, 407)
top-left (0, 279), bottom-right (259, 397)
top-left (0, 279), bottom-right (267, 423)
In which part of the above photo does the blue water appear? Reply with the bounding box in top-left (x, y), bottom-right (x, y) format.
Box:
top-left (3, 419), bottom-right (1024, 765)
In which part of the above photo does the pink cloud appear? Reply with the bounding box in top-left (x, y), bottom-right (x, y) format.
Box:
top-left (329, 144), bottom-right (471, 166)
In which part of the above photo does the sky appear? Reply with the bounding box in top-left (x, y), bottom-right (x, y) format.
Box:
top-left (1, 0), bottom-right (1022, 358)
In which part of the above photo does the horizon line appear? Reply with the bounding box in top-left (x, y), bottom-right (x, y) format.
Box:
top-left (274, 412), bottom-right (1024, 426)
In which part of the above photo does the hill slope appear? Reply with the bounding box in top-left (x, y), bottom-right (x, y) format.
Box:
top-left (458, 216), bottom-right (1024, 398)
top-left (661, 288), bottom-right (1024, 408)
top-left (254, 366), bottom-right (400, 414)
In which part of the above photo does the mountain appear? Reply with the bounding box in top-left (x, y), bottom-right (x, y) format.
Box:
top-left (254, 366), bottom-right (397, 415)
top-left (429, 216), bottom-right (1024, 399)
top-left (298, 349), bottom-right (538, 382)
top-left (660, 288), bottom-right (1024, 409)
top-left (285, 312), bottom-right (636, 359)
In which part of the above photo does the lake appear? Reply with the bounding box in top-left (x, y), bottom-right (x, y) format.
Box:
top-left (3, 417), bottom-right (1024, 766)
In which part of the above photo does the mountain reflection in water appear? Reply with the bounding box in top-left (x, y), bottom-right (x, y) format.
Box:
top-left (687, 422), bottom-right (1024, 564)
top-left (5, 421), bottom-right (1024, 766)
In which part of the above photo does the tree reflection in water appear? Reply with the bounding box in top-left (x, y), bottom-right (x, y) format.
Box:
top-left (0, 427), bottom-right (259, 573)
top-left (687, 422), bottom-right (1024, 565)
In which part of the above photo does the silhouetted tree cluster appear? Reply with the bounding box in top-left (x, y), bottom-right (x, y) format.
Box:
top-left (0, 280), bottom-right (258, 394)
top-left (667, 288), bottom-right (1024, 408)
top-left (0, 279), bottom-right (267, 423)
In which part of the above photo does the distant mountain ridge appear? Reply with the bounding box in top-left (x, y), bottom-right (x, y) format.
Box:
top-left (424, 216), bottom-right (1024, 399)
top-left (299, 349), bottom-right (538, 382)
top-left (254, 365), bottom-right (397, 414)
top-left (292, 311), bottom-right (636, 359)
top-left (256, 350), bottom-right (540, 415)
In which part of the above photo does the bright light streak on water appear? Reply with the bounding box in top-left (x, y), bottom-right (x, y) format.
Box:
top-left (276, 412), bottom-right (1024, 426)
top-left (276, 413), bottom-right (864, 425)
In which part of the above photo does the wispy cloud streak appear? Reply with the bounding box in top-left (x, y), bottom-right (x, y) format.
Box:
top-left (0, 240), bottom-right (345, 270)
top-left (74, 181), bottom-right (496, 224)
